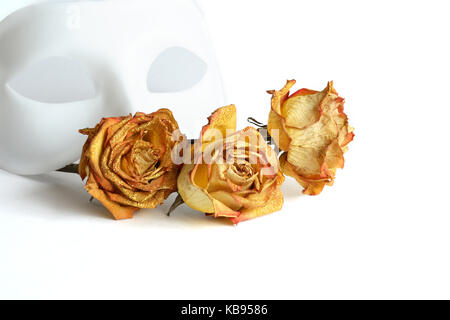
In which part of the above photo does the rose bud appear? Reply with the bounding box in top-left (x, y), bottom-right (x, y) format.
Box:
top-left (268, 80), bottom-right (354, 195)
top-left (177, 105), bottom-right (285, 224)
top-left (79, 110), bottom-right (182, 220)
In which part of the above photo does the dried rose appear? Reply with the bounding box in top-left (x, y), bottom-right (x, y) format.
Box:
top-left (177, 105), bottom-right (284, 224)
top-left (79, 110), bottom-right (182, 220)
top-left (268, 80), bottom-right (354, 195)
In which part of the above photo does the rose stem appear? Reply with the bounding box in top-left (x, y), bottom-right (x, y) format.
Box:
top-left (56, 163), bottom-right (79, 174)
top-left (247, 117), bottom-right (267, 129)
top-left (167, 193), bottom-right (185, 217)
top-left (247, 117), bottom-right (277, 143)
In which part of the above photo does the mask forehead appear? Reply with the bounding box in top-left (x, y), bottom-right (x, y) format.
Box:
top-left (0, 1), bottom-right (156, 74)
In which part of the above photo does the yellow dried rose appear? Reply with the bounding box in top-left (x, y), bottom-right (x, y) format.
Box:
top-left (268, 80), bottom-right (354, 195)
top-left (79, 110), bottom-right (182, 220)
top-left (177, 105), bottom-right (285, 224)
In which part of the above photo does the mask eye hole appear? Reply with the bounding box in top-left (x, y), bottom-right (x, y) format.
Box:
top-left (7, 57), bottom-right (96, 104)
top-left (147, 47), bottom-right (207, 93)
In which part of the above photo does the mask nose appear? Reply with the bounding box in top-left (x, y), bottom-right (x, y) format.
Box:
top-left (95, 69), bottom-right (141, 117)
top-left (98, 46), bottom-right (214, 120)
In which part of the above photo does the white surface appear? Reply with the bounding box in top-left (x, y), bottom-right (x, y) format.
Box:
top-left (0, 0), bottom-right (224, 174)
top-left (0, 0), bottom-right (449, 299)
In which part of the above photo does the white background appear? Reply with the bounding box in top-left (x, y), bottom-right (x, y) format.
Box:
top-left (1, 0), bottom-right (449, 299)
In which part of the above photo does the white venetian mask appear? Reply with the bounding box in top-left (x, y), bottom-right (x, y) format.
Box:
top-left (0, 0), bottom-right (225, 175)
